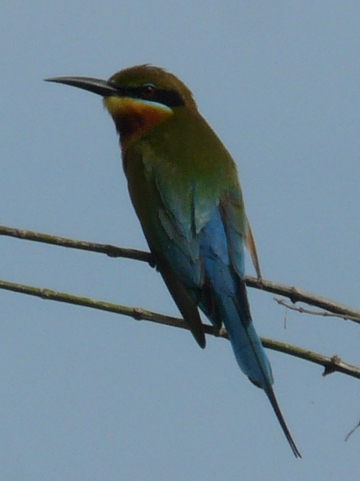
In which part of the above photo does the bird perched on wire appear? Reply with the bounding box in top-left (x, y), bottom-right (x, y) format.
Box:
top-left (46, 65), bottom-right (301, 457)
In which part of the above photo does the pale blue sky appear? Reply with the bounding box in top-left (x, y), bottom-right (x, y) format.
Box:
top-left (1, 2), bottom-right (360, 479)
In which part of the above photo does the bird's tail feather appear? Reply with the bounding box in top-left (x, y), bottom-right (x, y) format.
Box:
top-left (198, 206), bottom-right (301, 456)
top-left (217, 282), bottom-right (301, 458)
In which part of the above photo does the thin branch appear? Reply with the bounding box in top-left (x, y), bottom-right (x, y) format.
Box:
top-left (274, 297), bottom-right (360, 323)
top-left (0, 224), bottom-right (153, 264)
top-left (345, 420), bottom-right (360, 441)
top-left (245, 276), bottom-right (360, 323)
top-left (0, 277), bottom-right (359, 380)
top-left (1, 224), bottom-right (360, 323)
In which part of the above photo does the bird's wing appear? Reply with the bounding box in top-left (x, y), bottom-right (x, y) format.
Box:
top-left (155, 254), bottom-right (206, 348)
top-left (140, 162), bottom-right (208, 348)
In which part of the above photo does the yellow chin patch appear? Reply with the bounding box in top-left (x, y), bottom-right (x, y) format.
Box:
top-left (103, 96), bottom-right (173, 147)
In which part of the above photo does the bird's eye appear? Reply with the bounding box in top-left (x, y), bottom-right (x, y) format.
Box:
top-left (140, 83), bottom-right (156, 98)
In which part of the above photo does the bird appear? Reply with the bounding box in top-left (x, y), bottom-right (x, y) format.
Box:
top-left (45, 65), bottom-right (301, 457)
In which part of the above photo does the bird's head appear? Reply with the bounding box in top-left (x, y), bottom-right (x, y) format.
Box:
top-left (46, 64), bottom-right (197, 148)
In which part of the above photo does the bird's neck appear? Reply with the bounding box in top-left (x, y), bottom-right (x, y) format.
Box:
top-left (104, 96), bottom-right (173, 149)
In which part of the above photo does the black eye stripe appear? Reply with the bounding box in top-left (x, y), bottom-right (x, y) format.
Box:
top-left (152, 89), bottom-right (184, 108)
top-left (112, 85), bottom-right (184, 107)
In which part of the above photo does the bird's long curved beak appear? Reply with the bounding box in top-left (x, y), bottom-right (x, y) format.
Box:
top-left (44, 76), bottom-right (119, 97)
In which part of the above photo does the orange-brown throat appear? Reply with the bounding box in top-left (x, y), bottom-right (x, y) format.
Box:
top-left (103, 96), bottom-right (173, 149)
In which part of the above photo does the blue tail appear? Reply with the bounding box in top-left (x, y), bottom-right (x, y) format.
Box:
top-left (199, 208), bottom-right (301, 458)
